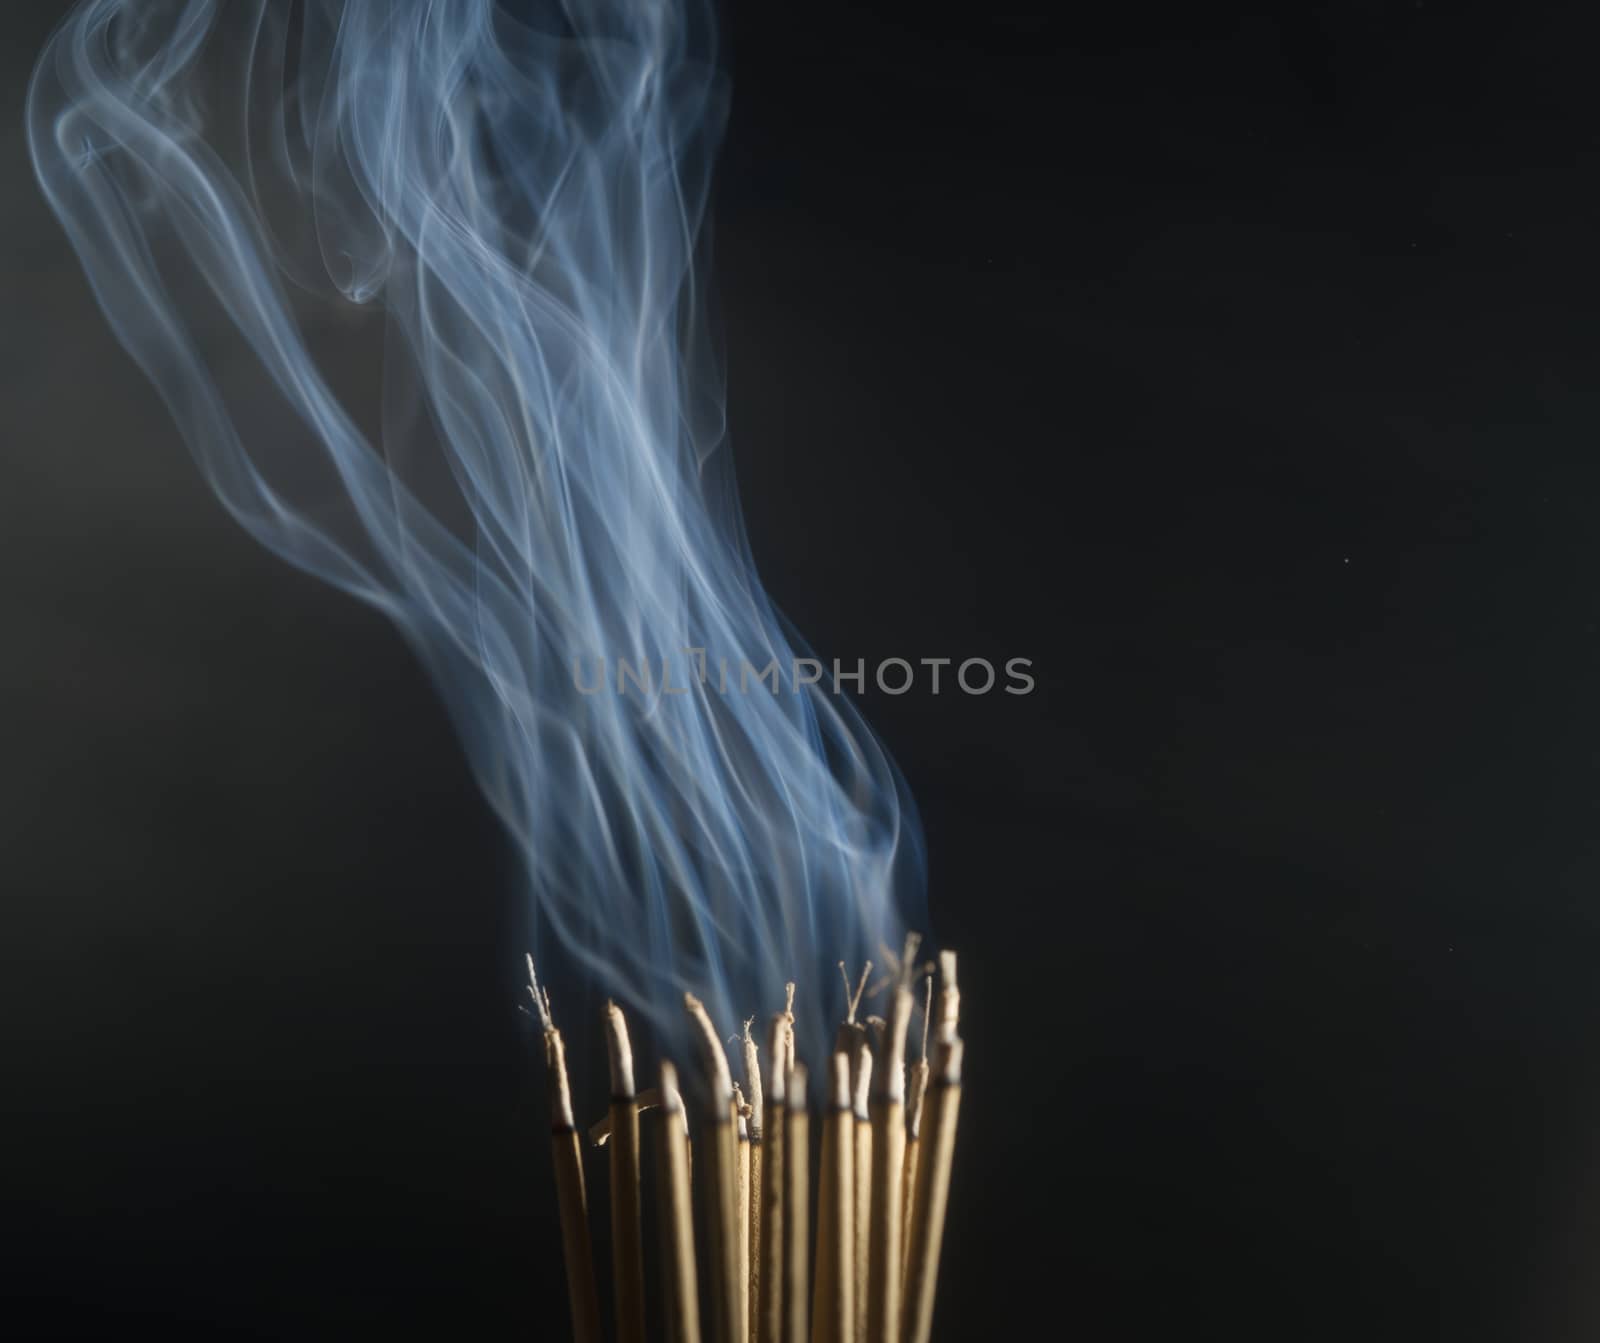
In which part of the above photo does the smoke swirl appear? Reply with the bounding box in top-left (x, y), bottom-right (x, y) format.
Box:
top-left (27, 0), bottom-right (925, 1060)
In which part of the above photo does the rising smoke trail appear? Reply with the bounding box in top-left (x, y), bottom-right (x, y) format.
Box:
top-left (27, 0), bottom-right (925, 1060)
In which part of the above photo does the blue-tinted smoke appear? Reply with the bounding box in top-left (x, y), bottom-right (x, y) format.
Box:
top-left (28, 0), bottom-right (925, 1060)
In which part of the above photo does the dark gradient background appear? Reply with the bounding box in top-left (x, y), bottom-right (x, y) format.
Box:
top-left (7, 2), bottom-right (1600, 1339)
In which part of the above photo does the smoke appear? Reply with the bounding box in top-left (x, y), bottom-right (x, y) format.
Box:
top-left (27, 0), bottom-right (924, 1062)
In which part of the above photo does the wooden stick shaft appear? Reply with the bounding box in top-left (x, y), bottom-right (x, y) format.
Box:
top-left (898, 1136), bottom-right (918, 1292)
top-left (609, 1099), bottom-right (646, 1343)
top-left (757, 1015), bottom-right (789, 1343)
top-left (757, 1103), bottom-right (785, 1343)
top-left (748, 1139), bottom-right (764, 1343)
top-left (851, 1119), bottom-right (871, 1343)
top-left (660, 1102), bottom-right (702, 1343)
top-left (738, 1128), bottom-right (752, 1343)
top-left (900, 1048), bottom-right (962, 1343)
top-left (866, 1100), bottom-right (905, 1343)
top-left (782, 1079), bottom-right (810, 1343)
top-left (811, 1065), bottom-right (854, 1343)
top-left (705, 1114), bottom-right (743, 1343)
top-left (552, 1126), bottom-right (604, 1343)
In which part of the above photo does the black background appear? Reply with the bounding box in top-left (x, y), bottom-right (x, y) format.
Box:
top-left (8, 2), bottom-right (1600, 1339)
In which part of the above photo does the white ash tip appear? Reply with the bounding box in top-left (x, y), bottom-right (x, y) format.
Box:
top-left (741, 1018), bottom-right (764, 1138)
top-left (764, 1013), bottom-right (788, 1105)
top-left (545, 1028), bottom-right (576, 1129)
top-left (872, 977), bottom-right (914, 1102)
top-left (936, 948), bottom-right (961, 1045)
top-left (850, 1039), bottom-right (874, 1120)
top-left (828, 1050), bottom-right (852, 1111)
top-left (659, 1059), bottom-right (683, 1113)
top-left (935, 1036), bottom-right (964, 1086)
top-left (684, 993), bottom-right (734, 1104)
top-left (786, 1061), bottom-right (808, 1109)
top-left (604, 1000), bottom-right (635, 1098)
top-left (524, 953), bottom-right (553, 1032)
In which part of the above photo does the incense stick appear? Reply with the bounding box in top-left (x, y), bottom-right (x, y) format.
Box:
top-left (811, 1050), bottom-right (855, 1343)
top-left (527, 958), bottom-right (603, 1343)
top-left (866, 938), bottom-right (917, 1343)
top-left (756, 1012), bottom-right (788, 1343)
top-left (742, 1018), bottom-right (764, 1343)
top-left (658, 1061), bottom-right (702, 1343)
top-left (933, 952), bottom-right (959, 1048)
top-left (898, 976), bottom-right (932, 1291)
top-left (605, 1002), bottom-right (646, 1343)
top-left (850, 1038), bottom-right (873, 1343)
top-left (686, 994), bottom-right (743, 1343)
top-left (735, 1083), bottom-right (752, 1343)
top-left (834, 961), bottom-right (872, 1343)
top-left (782, 1059), bottom-right (810, 1343)
top-left (899, 1037), bottom-right (962, 1343)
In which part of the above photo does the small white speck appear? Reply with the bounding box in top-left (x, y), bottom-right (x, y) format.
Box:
top-left (1342, 556), bottom-right (1350, 564)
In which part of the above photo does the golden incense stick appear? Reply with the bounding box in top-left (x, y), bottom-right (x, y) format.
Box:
top-left (933, 952), bottom-right (959, 1049)
top-left (782, 1059), bottom-right (810, 1343)
top-left (734, 1083), bottom-right (752, 1343)
top-left (756, 1012), bottom-right (788, 1343)
top-left (811, 1050), bottom-right (855, 1343)
top-left (899, 1037), bottom-right (962, 1343)
top-left (686, 994), bottom-right (743, 1343)
top-left (527, 958), bottom-right (603, 1343)
top-left (658, 1061), bottom-right (702, 1343)
top-left (605, 1002), bottom-right (645, 1343)
top-left (834, 961), bottom-right (872, 1343)
top-left (742, 1018), bottom-right (764, 1343)
top-left (898, 976), bottom-right (932, 1291)
top-left (850, 1037), bottom-right (874, 1343)
top-left (866, 939), bottom-right (917, 1343)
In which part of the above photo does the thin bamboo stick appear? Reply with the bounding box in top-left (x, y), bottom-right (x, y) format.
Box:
top-left (658, 1061), bottom-right (702, 1343)
top-left (834, 961), bottom-right (874, 1343)
top-left (756, 1012), bottom-right (788, 1343)
top-left (686, 994), bottom-right (743, 1343)
top-left (605, 1002), bottom-right (646, 1343)
top-left (850, 1040), bottom-right (873, 1343)
top-left (782, 1060), bottom-right (810, 1343)
top-left (735, 1084), bottom-right (752, 1343)
top-left (743, 1019), bottom-right (764, 1343)
top-left (898, 977), bottom-right (932, 1291)
top-left (899, 1038), bottom-right (962, 1343)
top-left (527, 958), bottom-right (603, 1343)
top-left (811, 1050), bottom-right (854, 1343)
top-left (866, 939), bottom-right (917, 1343)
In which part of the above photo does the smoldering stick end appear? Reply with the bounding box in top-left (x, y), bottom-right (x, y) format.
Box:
top-left (604, 999), bottom-right (635, 1099)
top-left (660, 1059), bottom-right (683, 1113)
top-left (685, 992), bottom-right (734, 1106)
top-left (741, 1015), bottom-right (764, 1140)
top-left (764, 1012), bottom-right (788, 1105)
top-left (828, 1049), bottom-right (852, 1111)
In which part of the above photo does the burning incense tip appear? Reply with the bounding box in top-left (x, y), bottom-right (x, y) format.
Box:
top-left (660, 1059), bottom-right (685, 1116)
top-left (936, 950), bottom-right (960, 1046)
top-left (850, 1039), bottom-right (873, 1122)
top-left (525, 953), bottom-right (553, 1033)
top-left (742, 1016), bottom-right (764, 1140)
top-left (685, 992), bottom-right (734, 1105)
top-left (605, 1000), bottom-right (636, 1099)
top-left (827, 1050), bottom-right (851, 1112)
top-left (765, 1014), bottom-right (789, 1106)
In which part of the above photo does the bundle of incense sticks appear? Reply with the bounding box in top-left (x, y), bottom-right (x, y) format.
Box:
top-left (528, 940), bottom-right (964, 1343)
